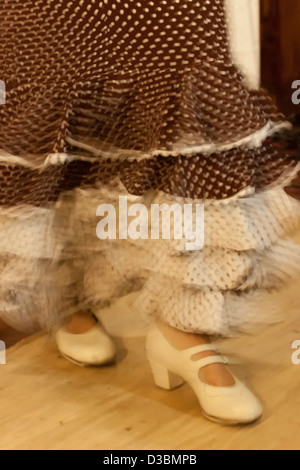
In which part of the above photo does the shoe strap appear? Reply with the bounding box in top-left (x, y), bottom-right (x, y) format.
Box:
top-left (181, 344), bottom-right (228, 369)
top-left (181, 344), bottom-right (220, 360)
top-left (195, 355), bottom-right (228, 370)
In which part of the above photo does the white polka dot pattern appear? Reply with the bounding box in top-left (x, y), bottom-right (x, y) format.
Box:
top-left (0, 0), bottom-right (285, 161)
top-left (0, 0), bottom-right (297, 206)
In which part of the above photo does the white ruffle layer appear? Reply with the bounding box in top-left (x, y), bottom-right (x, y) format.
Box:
top-left (0, 185), bottom-right (300, 335)
top-left (71, 185), bottom-right (300, 335)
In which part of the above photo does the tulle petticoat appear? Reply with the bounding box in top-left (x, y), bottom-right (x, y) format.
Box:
top-left (1, 183), bottom-right (300, 335)
top-left (74, 184), bottom-right (300, 336)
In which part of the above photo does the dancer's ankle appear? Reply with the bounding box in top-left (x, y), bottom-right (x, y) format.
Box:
top-left (157, 320), bottom-right (235, 387)
top-left (64, 312), bottom-right (98, 334)
top-left (157, 319), bottom-right (210, 350)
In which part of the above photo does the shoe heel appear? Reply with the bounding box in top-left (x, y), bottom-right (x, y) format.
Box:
top-left (148, 359), bottom-right (184, 390)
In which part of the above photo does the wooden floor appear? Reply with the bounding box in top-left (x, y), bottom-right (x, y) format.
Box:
top-left (1, 235), bottom-right (300, 450)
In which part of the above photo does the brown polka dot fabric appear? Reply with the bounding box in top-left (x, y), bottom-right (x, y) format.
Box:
top-left (0, 139), bottom-right (296, 206)
top-left (0, 0), bottom-right (298, 207)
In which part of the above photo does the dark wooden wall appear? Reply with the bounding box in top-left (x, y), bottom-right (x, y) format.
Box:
top-left (261, 0), bottom-right (300, 114)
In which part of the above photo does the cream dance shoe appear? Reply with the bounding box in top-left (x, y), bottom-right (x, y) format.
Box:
top-left (56, 322), bottom-right (117, 367)
top-left (146, 324), bottom-right (263, 425)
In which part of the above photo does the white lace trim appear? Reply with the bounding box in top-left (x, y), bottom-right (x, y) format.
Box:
top-left (0, 120), bottom-right (293, 168)
top-left (66, 121), bottom-right (291, 162)
top-left (44, 153), bottom-right (75, 165)
top-left (0, 150), bottom-right (79, 169)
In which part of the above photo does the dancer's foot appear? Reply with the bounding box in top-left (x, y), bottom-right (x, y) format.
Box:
top-left (146, 321), bottom-right (263, 425)
top-left (56, 312), bottom-right (117, 367)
